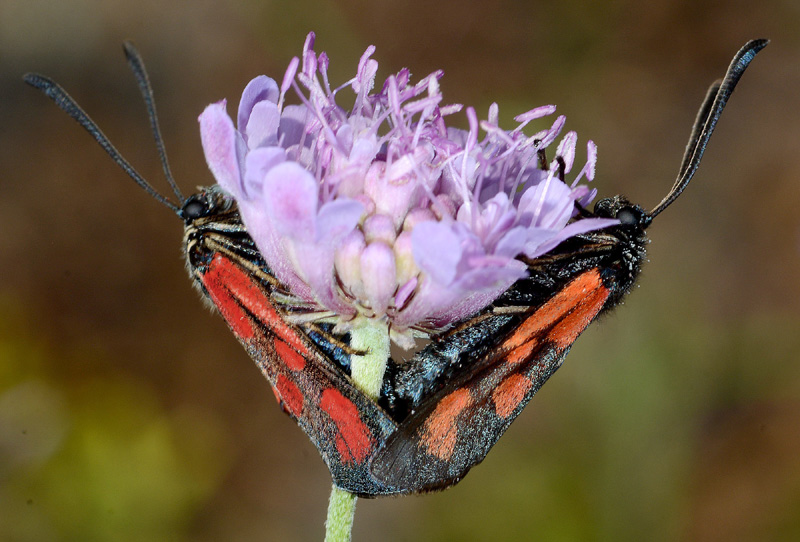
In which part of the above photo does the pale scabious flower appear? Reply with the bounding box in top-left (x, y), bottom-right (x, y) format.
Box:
top-left (199, 32), bottom-right (617, 347)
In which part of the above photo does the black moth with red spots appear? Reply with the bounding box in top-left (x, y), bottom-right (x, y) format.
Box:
top-left (25, 40), bottom-right (767, 496)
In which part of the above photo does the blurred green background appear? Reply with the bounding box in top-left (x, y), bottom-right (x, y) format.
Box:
top-left (2, 1), bottom-right (799, 541)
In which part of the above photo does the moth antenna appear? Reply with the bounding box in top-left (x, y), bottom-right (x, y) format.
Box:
top-left (122, 41), bottom-right (185, 205)
top-left (23, 61), bottom-right (181, 214)
top-left (648, 39), bottom-right (769, 220)
top-left (677, 80), bottom-right (721, 180)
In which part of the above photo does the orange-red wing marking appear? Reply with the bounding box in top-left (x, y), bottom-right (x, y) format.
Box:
top-left (320, 389), bottom-right (375, 464)
top-left (491, 374), bottom-right (533, 419)
top-left (199, 253), bottom-right (398, 495)
top-left (504, 269), bottom-right (604, 351)
top-left (372, 269), bottom-right (610, 493)
top-left (275, 374), bottom-right (304, 417)
top-left (202, 253), bottom-right (611, 495)
top-left (419, 389), bottom-right (473, 461)
top-left (204, 254), bottom-right (310, 356)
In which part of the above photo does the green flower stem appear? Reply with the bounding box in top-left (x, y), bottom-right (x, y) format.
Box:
top-left (349, 320), bottom-right (391, 399)
top-left (324, 320), bottom-right (390, 542)
top-left (325, 486), bottom-right (357, 542)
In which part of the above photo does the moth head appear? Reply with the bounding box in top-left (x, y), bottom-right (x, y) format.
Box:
top-left (180, 186), bottom-right (234, 224)
top-left (593, 195), bottom-right (651, 231)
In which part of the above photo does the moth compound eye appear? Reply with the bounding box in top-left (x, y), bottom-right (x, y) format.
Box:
top-left (616, 207), bottom-right (640, 226)
top-left (182, 198), bottom-right (207, 220)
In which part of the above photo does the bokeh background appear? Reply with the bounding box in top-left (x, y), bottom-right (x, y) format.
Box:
top-left (2, 1), bottom-right (799, 541)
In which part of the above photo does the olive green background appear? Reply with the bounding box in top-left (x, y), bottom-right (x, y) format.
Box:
top-left (2, 1), bottom-right (799, 540)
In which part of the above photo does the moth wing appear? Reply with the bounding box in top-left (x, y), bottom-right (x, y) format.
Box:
top-left (371, 269), bottom-right (610, 493)
top-left (200, 253), bottom-right (399, 496)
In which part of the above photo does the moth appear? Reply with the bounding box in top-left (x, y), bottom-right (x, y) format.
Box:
top-left (25, 39), bottom-right (767, 496)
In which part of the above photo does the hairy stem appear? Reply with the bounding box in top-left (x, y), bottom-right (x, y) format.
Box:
top-left (324, 320), bottom-right (390, 542)
top-left (325, 486), bottom-right (357, 542)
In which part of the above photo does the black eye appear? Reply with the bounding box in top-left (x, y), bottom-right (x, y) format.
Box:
top-left (182, 199), bottom-right (207, 220)
top-left (616, 207), bottom-right (640, 226)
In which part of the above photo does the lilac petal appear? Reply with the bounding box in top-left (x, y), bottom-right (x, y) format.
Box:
top-left (453, 259), bottom-right (527, 292)
top-left (278, 105), bottom-right (309, 149)
top-left (290, 240), bottom-right (356, 317)
top-left (199, 101), bottom-right (243, 199)
top-left (395, 277), bottom-right (417, 310)
top-left (430, 272), bottom-right (521, 326)
top-left (315, 198), bottom-right (364, 243)
top-left (578, 187), bottom-right (598, 208)
top-left (465, 191), bottom-right (508, 228)
top-left (238, 76), bottom-right (279, 131)
top-left (397, 261), bottom-right (523, 328)
top-left (493, 226), bottom-right (527, 258)
top-left (390, 276), bottom-right (460, 328)
top-left (236, 200), bottom-right (315, 303)
top-left (245, 101), bottom-right (280, 149)
top-left (522, 227), bottom-right (560, 255)
top-left (518, 178), bottom-right (573, 228)
top-left (349, 132), bottom-right (379, 163)
top-left (335, 124), bottom-right (354, 155)
top-left (262, 162), bottom-right (319, 242)
top-left (244, 147), bottom-right (286, 197)
top-left (411, 221), bottom-right (462, 286)
top-left (527, 217), bottom-right (619, 258)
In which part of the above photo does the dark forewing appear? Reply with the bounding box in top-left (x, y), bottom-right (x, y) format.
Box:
top-left (199, 252), bottom-right (399, 496)
top-left (371, 270), bottom-right (610, 493)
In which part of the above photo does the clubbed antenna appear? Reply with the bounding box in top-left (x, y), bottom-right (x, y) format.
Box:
top-left (23, 43), bottom-right (183, 214)
top-left (648, 39), bottom-right (769, 219)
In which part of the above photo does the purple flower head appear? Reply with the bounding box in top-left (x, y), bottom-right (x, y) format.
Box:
top-left (199, 32), bottom-right (617, 346)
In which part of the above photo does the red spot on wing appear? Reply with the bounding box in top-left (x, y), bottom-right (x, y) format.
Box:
top-left (548, 283), bottom-right (609, 348)
top-left (204, 255), bottom-right (309, 356)
top-left (505, 337), bottom-right (540, 368)
top-left (420, 389), bottom-right (473, 461)
top-left (320, 388), bottom-right (373, 464)
top-left (202, 260), bottom-right (255, 341)
top-left (503, 269), bottom-right (608, 358)
top-left (275, 374), bottom-right (304, 417)
top-left (274, 339), bottom-right (306, 372)
top-left (492, 374), bottom-right (533, 418)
